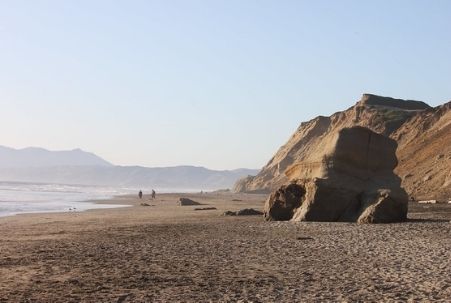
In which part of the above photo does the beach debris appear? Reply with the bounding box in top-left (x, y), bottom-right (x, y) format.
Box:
top-left (418, 200), bottom-right (449, 204)
top-left (231, 199), bottom-right (243, 202)
top-left (264, 127), bottom-right (408, 223)
top-left (140, 203), bottom-right (151, 206)
top-left (223, 208), bottom-right (264, 216)
top-left (179, 198), bottom-right (202, 206)
top-left (418, 200), bottom-right (438, 204)
top-left (296, 236), bottom-right (314, 241)
top-left (194, 207), bottom-right (217, 211)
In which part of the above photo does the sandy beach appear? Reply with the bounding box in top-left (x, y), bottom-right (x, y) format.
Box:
top-left (0, 193), bottom-right (450, 302)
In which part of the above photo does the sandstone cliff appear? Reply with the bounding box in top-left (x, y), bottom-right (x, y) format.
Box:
top-left (393, 101), bottom-right (451, 200)
top-left (234, 94), bottom-right (450, 200)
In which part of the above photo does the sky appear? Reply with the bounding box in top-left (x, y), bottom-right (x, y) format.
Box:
top-left (0, 0), bottom-right (450, 170)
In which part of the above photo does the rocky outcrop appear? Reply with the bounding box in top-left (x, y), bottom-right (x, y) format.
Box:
top-left (264, 183), bottom-right (305, 220)
top-left (235, 94), bottom-right (451, 201)
top-left (264, 127), bottom-right (408, 223)
top-left (223, 208), bottom-right (264, 216)
top-left (179, 198), bottom-right (202, 206)
top-left (194, 207), bottom-right (217, 211)
top-left (358, 94), bottom-right (430, 110)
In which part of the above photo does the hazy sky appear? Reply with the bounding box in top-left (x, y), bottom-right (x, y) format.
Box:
top-left (1, 1), bottom-right (450, 170)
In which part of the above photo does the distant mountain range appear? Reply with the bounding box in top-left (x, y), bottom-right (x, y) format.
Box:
top-left (0, 146), bottom-right (112, 167)
top-left (0, 146), bottom-right (258, 190)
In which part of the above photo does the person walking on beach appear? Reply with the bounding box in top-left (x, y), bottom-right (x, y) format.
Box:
top-left (151, 189), bottom-right (156, 199)
top-left (138, 190), bottom-right (143, 199)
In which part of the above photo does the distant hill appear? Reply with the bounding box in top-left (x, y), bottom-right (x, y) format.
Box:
top-left (0, 146), bottom-right (258, 190)
top-left (0, 146), bottom-right (113, 167)
top-left (234, 94), bottom-right (451, 200)
top-left (0, 165), bottom-right (258, 190)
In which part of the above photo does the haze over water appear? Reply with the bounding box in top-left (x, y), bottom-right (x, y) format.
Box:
top-left (0, 181), bottom-right (133, 217)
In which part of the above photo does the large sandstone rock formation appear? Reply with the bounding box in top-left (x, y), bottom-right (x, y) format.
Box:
top-left (264, 127), bottom-right (408, 223)
top-left (235, 94), bottom-right (451, 200)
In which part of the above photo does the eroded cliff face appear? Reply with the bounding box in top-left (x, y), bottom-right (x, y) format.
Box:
top-left (235, 94), bottom-right (450, 200)
top-left (393, 102), bottom-right (451, 200)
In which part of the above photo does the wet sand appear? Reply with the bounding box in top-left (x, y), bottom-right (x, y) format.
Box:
top-left (0, 193), bottom-right (450, 302)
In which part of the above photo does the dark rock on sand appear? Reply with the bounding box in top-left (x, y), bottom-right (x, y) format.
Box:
top-left (194, 207), bottom-right (217, 211)
top-left (179, 198), bottom-right (202, 206)
top-left (223, 211), bottom-right (235, 216)
top-left (264, 127), bottom-right (408, 223)
top-left (236, 208), bottom-right (263, 216)
top-left (223, 208), bottom-right (264, 216)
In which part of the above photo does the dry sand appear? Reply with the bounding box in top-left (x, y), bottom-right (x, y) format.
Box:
top-left (0, 193), bottom-right (450, 302)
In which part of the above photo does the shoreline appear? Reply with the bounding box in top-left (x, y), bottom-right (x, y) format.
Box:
top-left (0, 195), bottom-right (132, 219)
top-left (1, 191), bottom-right (451, 222)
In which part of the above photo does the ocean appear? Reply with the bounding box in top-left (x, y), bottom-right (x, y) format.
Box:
top-left (0, 181), bottom-right (134, 217)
